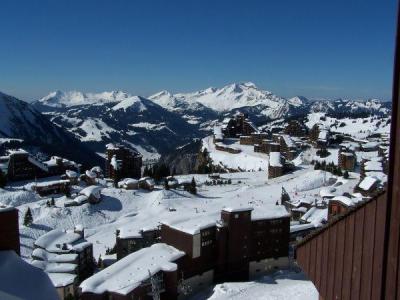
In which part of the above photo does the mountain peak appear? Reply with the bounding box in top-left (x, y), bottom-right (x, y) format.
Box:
top-left (38, 90), bottom-right (131, 108)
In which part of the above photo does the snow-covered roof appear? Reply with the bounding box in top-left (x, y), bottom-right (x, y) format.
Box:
top-left (290, 223), bottom-right (315, 233)
top-left (7, 149), bottom-right (28, 155)
top-left (362, 141), bottom-right (379, 149)
top-left (331, 195), bottom-right (363, 207)
top-left (358, 176), bottom-right (378, 191)
top-left (365, 171), bottom-right (387, 183)
top-left (0, 251), bottom-right (58, 300)
top-left (281, 134), bottom-right (295, 148)
top-left (31, 260), bottom-right (78, 273)
top-left (34, 179), bottom-right (70, 188)
top-left (73, 195), bottom-right (89, 205)
top-left (91, 166), bottom-right (102, 173)
top-left (300, 207), bottom-right (328, 226)
top-left (32, 248), bottom-right (78, 263)
top-left (85, 169), bottom-right (97, 179)
top-left (48, 273), bottom-right (77, 288)
top-left (222, 206), bottom-right (254, 213)
top-left (66, 170), bottom-right (78, 178)
top-left (0, 204), bottom-right (15, 213)
top-left (80, 243), bottom-right (185, 295)
top-left (319, 188), bottom-right (335, 198)
top-left (163, 215), bottom-right (217, 235)
top-left (34, 228), bottom-right (89, 253)
top-left (269, 152), bottom-right (282, 167)
top-left (318, 130), bottom-right (328, 141)
top-left (364, 160), bottom-right (383, 171)
top-left (80, 185), bottom-right (102, 199)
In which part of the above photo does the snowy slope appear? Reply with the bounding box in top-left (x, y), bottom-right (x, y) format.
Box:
top-left (34, 93), bottom-right (202, 157)
top-left (191, 271), bottom-right (318, 300)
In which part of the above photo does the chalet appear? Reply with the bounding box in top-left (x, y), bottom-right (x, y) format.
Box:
top-left (32, 226), bottom-right (94, 299)
top-left (105, 143), bottom-right (142, 181)
top-left (118, 178), bottom-right (139, 190)
top-left (166, 176), bottom-right (179, 188)
top-left (33, 179), bottom-right (71, 197)
top-left (328, 195), bottom-right (363, 220)
top-left (79, 185), bottom-right (102, 204)
top-left (138, 177), bottom-right (155, 190)
top-left (65, 170), bottom-right (79, 184)
top-left (284, 120), bottom-right (307, 137)
top-left (354, 176), bottom-right (384, 198)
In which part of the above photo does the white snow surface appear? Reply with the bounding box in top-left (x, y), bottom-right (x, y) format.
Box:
top-left (190, 270), bottom-right (318, 300)
top-left (203, 136), bottom-right (269, 171)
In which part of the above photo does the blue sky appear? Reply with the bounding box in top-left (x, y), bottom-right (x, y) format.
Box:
top-left (0, 0), bottom-right (397, 101)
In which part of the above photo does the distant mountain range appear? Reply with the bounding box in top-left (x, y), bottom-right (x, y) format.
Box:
top-left (0, 82), bottom-right (391, 163)
top-left (0, 92), bottom-right (101, 167)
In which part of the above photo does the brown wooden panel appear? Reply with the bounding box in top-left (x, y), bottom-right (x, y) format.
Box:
top-left (371, 195), bottom-right (387, 300)
top-left (351, 206), bottom-right (365, 300)
top-left (385, 192), bottom-right (400, 299)
top-left (320, 228), bottom-right (330, 298)
top-left (360, 200), bottom-right (377, 300)
top-left (326, 224), bottom-right (337, 300)
top-left (315, 234), bottom-right (323, 291)
top-left (342, 213), bottom-right (355, 300)
top-left (333, 219), bottom-right (345, 300)
top-left (309, 237), bottom-right (317, 282)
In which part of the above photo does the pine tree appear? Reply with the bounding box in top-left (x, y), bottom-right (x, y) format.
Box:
top-left (0, 170), bottom-right (7, 188)
top-left (50, 197), bottom-right (55, 207)
top-left (97, 255), bottom-right (103, 268)
top-left (343, 170), bottom-right (349, 179)
top-left (164, 179), bottom-right (170, 190)
top-left (24, 207), bottom-right (33, 227)
top-left (189, 177), bottom-right (197, 195)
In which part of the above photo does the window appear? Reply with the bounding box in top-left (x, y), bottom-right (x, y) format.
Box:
top-left (234, 214), bottom-right (239, 219)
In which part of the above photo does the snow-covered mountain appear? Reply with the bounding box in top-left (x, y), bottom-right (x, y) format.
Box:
top-left (149, 82), bottom-right (306, 120)
top-left (37, 90), bottom-right (130, 108)
top-left (32, 83), bottom-right (391, 159)
top-left (34, 92), bottom-right (201, 159)
top-left (0, 91), bottom-right (101, 167)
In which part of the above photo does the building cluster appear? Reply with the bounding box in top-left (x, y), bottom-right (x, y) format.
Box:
top-left (31, 227), bottom-right (94, 299)
top-left (0, 148), bottom-right (81, 181)
top-left (79, 206), bottom-right (290, 299)
top-left (309, 123), bottom-right (330, 148)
